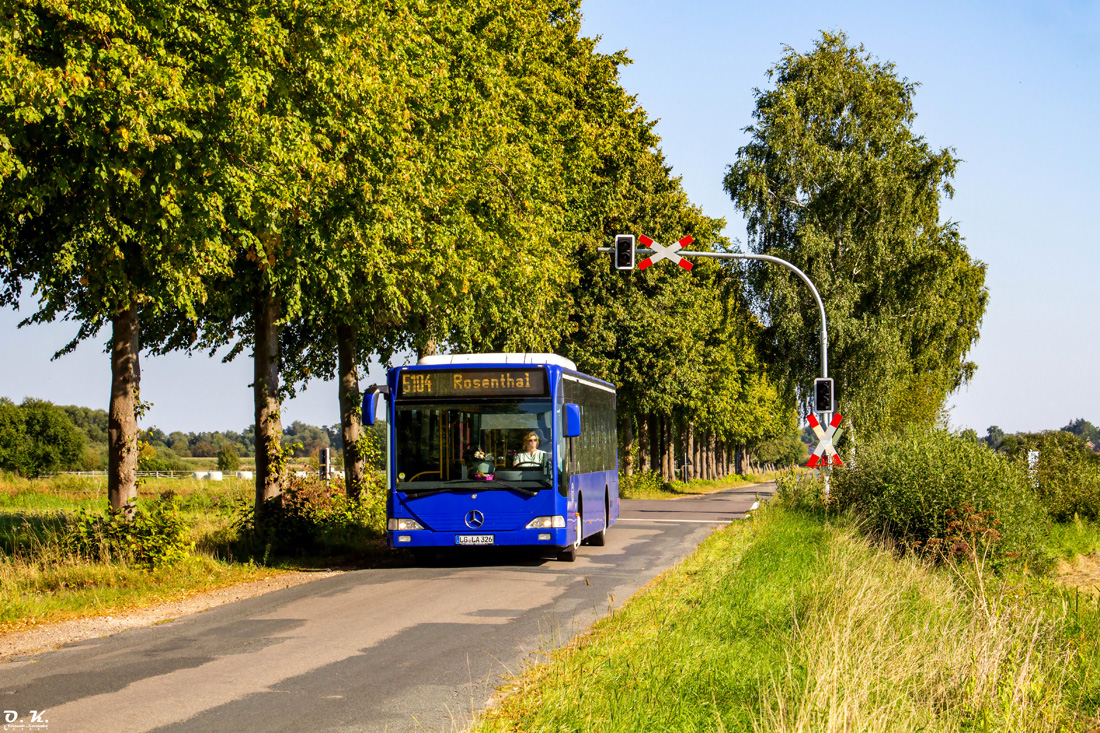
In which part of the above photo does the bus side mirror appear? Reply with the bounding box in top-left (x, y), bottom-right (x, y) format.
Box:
top-left (565, 403), bottom-right (581, 438)
top-left (361, 386), bottom-right (389, 426)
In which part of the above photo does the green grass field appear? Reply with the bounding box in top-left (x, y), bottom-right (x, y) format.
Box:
top-left (0, 472), bottom-right (354, 631)
top-left (474, 506), bottom-right (1100, 731)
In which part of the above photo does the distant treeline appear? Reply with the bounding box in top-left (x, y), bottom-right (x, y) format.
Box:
top-left (967, 419), bottom-right (1100, 461)
top-left (0, 397), bottom-right (380, 476)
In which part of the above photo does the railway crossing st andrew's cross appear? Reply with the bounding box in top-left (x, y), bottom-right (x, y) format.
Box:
top-left (637, 235), bottom-right (694, 271)
top-left (806, 413), bottom-right (844, 467)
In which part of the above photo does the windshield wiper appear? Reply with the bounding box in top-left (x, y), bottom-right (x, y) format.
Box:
top-left (401, 480), bottom-right (540, 498)
top-left (399, 487), bottom-right (456, 498)
top-left (482, 482), bottom-right (540, 497)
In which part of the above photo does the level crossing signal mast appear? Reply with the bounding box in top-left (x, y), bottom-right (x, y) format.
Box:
top-left (814, 378), bottom-right (834, 413)
top-left (601, 234), bottom-right (841, 470)
top-left (615, 234), bottom-right (635, 270)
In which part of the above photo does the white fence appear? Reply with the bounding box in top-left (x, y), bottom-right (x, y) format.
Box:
top-left (57, 470), bottom-right (342, 481)
top-left (58, 470), bottom-right (254, 480)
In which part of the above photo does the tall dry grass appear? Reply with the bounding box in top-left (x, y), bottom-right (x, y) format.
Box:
top-left (759, 525), bottom-right (1077, 732)
top-left (0, 511), bottom-right (276, 630)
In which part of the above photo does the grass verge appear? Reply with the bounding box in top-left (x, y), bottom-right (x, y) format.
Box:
top-left (0, 553), bottom-right (284, 633)
top-left (620, 469), bottom-right (796, 500)
top-left (474, 506), bottom-right (1100, 731)
top-left (1047, 515), bottom-right (1100, 562)
top-left (0, 473), bottom-right (385, 631)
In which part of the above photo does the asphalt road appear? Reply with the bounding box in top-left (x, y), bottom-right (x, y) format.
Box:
top-left (1, 483), bottom-right (772, 733)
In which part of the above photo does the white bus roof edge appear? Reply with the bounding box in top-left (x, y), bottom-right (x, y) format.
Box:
top-left (417, 353), bottom-right (578, 371)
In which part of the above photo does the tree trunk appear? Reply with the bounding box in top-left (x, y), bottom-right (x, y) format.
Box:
top-left (651, 411), bottom-right (660, 479)
top-left (642, 411), bottom-right (651, 473)
top-left (674, 416), bottom-right (682, 482)
top-left (655, 413), bottom-right (664, 482)
top-left (336, 323), bottom-right (365, 498)
top-left (708, 432), bottom-right (717, 480)
top-left (675, 416), bottom-right (684, 482)
top-left (254, 287), bottom-right (283, 508)
top-left (690, 424), bottom-right (699, 482)
top-left (682, 416), bottom-right (690, 479)
top-left (668, 416), bottom-right (676, 481)
top-left (638, 414), bottom-right (649, 472)
top-left (415, 315), bottom-right (438, 360)
top-left (701, 431), bottom-right (708, 480)
top-left (620, 415), bottom-right (634, 477)
top-left (418, 338), bottom-right (438, 359)
top-left (662, 415), bottom-right (669, 481)
top-left (108, 303), bottom-right (140, 514)
top-left (699, 430), bottom-right (706, 480)
top-left (658, 415), bottom-right (666, 481)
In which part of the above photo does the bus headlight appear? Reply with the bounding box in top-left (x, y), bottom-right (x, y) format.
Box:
top-left (526, 515), bottom-right (566, 529)
top-left (388, 518), bottom-right (424, 531)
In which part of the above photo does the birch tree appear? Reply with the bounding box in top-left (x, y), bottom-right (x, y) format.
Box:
top-left (724, 31), bottom-right (987, 435)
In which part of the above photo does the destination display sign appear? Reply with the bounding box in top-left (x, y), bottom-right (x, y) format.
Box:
top-left (399, 368), bottom-right (548, 399)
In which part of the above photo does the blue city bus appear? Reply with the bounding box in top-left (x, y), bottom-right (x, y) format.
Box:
top-left (367, 353), bottom-right (619, 561)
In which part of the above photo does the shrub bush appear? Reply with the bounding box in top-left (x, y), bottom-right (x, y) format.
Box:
top-left (232, 474), bottom-right (386, 559)
top-left (137, 443), bottom-right (191, 472)
top-left (755, 434), bottom-right (810, 468)
top-left (619, 470), bottom-right (663, 498)
top-left (1000, 431), bottom-right (1100, 521)
top-left (775, 471), bottom-right (828, 513)
top-left (830, 426), bottom-right (1048, 568)
top-left (65, 498), bottom-right (193, 568)
top-left (217, 445), bottom-right (241, 472)
top-left (0, 398), bottom-right (86, 476)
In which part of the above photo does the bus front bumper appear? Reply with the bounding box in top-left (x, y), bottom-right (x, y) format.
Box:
top-left (388, 528), bottom-right (567, 549)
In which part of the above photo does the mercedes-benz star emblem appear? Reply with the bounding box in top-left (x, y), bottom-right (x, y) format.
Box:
top-left (464, 510), bottom-right (485, 529)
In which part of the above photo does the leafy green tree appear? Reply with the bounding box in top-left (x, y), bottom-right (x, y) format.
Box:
top-left (985, 425), bottom-right (1006, 451)
top-left (191, 441), bottom-right (216, 458)
top-left (60, 405), bottom-right (109, 444)
top-left (755, 433), bottom-right (809, 467)
top-left (137, 442), bottom-right (188, 472)
top-left (139, 0), bottom-right (409, 507)
top-left (217, 445), bottom-right (240, 473)
top-left (0, 399), bottom-right (25, 474)
top-left (282, 421), bottom-right (329, 458)
top-left (167, 432), bottom-right (190, 456)
top-left (1062, 418), bottom-right (1099, 445)
top-left (275, 0), bottom-right (589, 496)
top-left (724, 32), bottom-right (988, 438)
top-left (546, 39), bottom-right (793, 477)
top-left (0, 0), bottom-right (249, 508)
top-left (0, 398), bottom-right (84, 476)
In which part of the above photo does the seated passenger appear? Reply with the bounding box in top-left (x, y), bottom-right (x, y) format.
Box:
top-left (513, 432), bottom-right (548, 467)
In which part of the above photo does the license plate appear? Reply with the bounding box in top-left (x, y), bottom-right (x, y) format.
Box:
top-left (455, 534), bottom-right (494, 546)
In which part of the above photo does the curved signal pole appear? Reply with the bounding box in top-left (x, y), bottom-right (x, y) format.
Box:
top-left (683, 250), bottom-right (828, 381)
top-left (603, 241), bottom-right (829, 381)
top-left (601, 238), bottom-right (838, 483)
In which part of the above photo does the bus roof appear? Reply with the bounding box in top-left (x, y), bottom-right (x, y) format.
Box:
top-left (416, 353), bottom-right (578, 371)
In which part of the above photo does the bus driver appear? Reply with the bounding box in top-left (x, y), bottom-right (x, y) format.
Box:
top-left (514, 431), bottom-right (549, 467)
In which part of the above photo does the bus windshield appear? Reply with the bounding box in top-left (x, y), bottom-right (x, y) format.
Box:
top-left (394, 399), bottom-right (554, 494)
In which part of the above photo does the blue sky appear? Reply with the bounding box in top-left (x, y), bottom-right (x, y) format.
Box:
top-left (1, 0), bottom-right (1097, 436)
